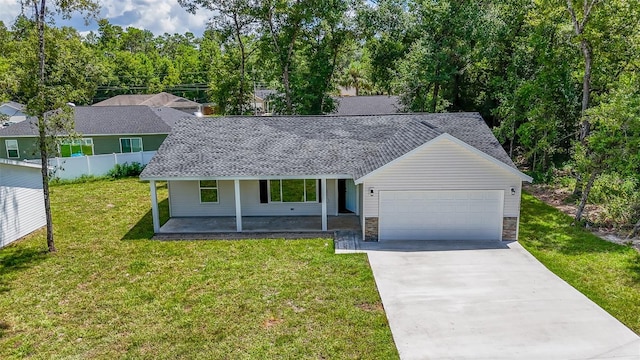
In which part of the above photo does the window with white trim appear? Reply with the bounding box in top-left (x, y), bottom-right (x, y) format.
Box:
top-left (120, 137), bottom-right (143, 153)
top-left (269, 179), bottom-right (318, 203)
top-left (5, 139), bottom-right (18, 158)
top-left (60, 138), bottom-right (94, 157)
top-left (199, 180), bottom-right (218, 203)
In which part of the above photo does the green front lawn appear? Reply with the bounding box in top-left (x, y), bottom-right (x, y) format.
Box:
top-left (0, 179), bottom-right (398, 359)
top-left (519, 193), bottom-right (640, 333)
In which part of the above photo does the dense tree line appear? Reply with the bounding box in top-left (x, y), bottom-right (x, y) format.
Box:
top-left (0, 0), bottom-right (639, 232)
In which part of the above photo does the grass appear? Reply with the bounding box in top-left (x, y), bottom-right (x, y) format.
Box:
top-left (0, 178), bottom-right (398, 359)
top-left (519, 192), bottom-right (640, 334)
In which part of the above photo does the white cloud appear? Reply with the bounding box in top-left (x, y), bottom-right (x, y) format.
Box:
top-left (0, 0), bottom-right (26, 27)
top-left (0, 0), bottom-right (213, 36)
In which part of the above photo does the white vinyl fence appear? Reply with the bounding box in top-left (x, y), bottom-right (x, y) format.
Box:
top-left (27, 151), bottom-right (156, 180)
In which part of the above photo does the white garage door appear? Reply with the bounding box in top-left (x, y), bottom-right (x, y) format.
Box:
top-left (379, 190), bottom-right (504, 241)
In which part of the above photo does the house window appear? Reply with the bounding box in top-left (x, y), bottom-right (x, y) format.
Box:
top-left (199, 180), bottom-right (218, 203)
top-left (5, 140), bottom-right (18, 158)
top-left (120, 138), bottom-right (143, 153)
top-left (59, 138), bottom-right (94, 157)
top-left (269, 179), bottom-right (317, 203)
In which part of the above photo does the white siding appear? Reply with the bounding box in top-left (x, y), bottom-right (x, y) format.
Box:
top-left (169, 180), bottom-right (236, 216)
top-left (0, 163), bottom-right (46, 248)
top-left (168, 179), bottom-right (338, 217)
top-left (363, 138), bottom-right (523, 218)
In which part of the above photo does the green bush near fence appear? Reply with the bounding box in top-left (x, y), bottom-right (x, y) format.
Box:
top-left (49, 162), bottom-right (146, 185)
top-left (107, 162), bottom-right (145, 179)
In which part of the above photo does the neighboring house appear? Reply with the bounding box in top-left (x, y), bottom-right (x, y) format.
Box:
top-left (0, 106), bottom-right (190, 161)
top-left (252, 89), bottom-right (277, 115)
top-left (0, 101), bottom-right (28, 125)
top-left (93, 92), bottom-right (201, 114)
top-left (0, 158), bottom-right (46, 248)
top-left (333, 96), bottom-right (401, 115)
top-left (337, 86), bottom-right (357, 97)
top-left (140, 113), bottom-right (532, 241)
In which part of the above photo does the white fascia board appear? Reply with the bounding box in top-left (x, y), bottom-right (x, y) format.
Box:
top-left (0, 158), bottom-right (47, 169)
top-left (139, 174), bottom-right (355, 182)
top-left (355, 133), bottom-right (533, 184)
top-left (83, 133), bottom-right (170, 136)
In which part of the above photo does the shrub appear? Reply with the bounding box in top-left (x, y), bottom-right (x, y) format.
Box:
top-left (50, 174), bottom-right (107, 186)
top-left (107, 162), bottom-right (145, 179)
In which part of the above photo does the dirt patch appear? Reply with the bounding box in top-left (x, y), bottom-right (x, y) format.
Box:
top-left (263, 317), bottom-right (283, 328)
top-left (525, 184), bottom-right (640, 252)
top-left (356, 302), bottom-right (384, 312)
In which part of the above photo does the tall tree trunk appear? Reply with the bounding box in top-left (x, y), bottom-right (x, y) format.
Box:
top-left (432, 82), bottom-right (439, 113)
top-left (578, 39), bottom-right (592, 142)
top-left (234, 14), bottom-right (246, 115)
top-left (566, 0), bottom-right (596, 196)
top-left (36, 0), bottom-right (56, 252)
top-left (574, 171), bottom-right (597, 223)
top-left (321, 40), bottom-right (341, 113)
top-left (509, 119), bottom-right (516, 158)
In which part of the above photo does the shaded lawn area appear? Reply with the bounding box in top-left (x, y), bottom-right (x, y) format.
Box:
top-left (0, 178), bottom-right (398, 359)
top-left (519, 193), bottom-right (640, 334)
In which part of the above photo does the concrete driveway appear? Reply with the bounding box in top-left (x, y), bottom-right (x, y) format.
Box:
top-left (364, 241), bottom-right (640, 360)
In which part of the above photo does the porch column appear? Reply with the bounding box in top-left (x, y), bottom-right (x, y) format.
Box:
top-left (321, 178), bottom-right (327, 231)
top-left (150, 180), bottom-right (160, 233)
top-left (234, 179), bottom-right (242, 232)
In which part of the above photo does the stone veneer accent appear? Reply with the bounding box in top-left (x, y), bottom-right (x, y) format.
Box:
top-left (502, 217), bottom-right (518, 240)
top-left (364, 217), bottom-right (379, 241)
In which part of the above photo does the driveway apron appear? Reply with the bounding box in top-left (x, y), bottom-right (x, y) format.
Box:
top-left (366, 241), bottom-right (640, 360)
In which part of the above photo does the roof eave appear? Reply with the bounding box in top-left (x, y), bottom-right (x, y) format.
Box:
top-left (0, 158), bottom-right (49, 169)
top-left (139, 174), bottom-right (355, 182)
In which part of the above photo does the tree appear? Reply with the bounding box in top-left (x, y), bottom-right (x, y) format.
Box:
top-left (179, 0), bottom-right (257, 114)
top-left (256, 0), bottom-right (353, 114)
top-left (393, 0), bottom-right (488, 113)
top-left (573, 73), bottom-right (640, 223)
top-left (357, 0), bottom-right (414, 95)
top-left (339, 62), bottom-right (371, 96)
top-left (28, 0), bottom-right (99, 252)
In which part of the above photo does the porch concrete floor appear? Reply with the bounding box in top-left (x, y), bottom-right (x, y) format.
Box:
top-left (159, 215), bottom-right (360, 233)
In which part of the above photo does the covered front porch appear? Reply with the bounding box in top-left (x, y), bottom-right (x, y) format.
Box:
top-left (158, 215), bottom-right (361, 233)
top-left (148, 178), bottom-right (362, 235)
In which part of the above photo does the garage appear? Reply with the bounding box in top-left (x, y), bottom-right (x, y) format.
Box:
top-left (378, 190), bottom-right (504, 241)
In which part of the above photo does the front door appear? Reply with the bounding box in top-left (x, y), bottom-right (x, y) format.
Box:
top-left (338, 179), bottom-right (357, 214)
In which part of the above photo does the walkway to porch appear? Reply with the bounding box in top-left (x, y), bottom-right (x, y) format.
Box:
top-left (159, 215), bottom-right (360, 234)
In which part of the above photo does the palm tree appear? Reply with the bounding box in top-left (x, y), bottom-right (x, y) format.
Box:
top-left (339, 62), bottom-right (371, 96)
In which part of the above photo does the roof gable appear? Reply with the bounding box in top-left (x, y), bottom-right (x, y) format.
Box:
top-left (356, 134), bottom-right (532, 183)
top-left (93, 92), bottom-right (200, 109)
top-left (0, 101), bottom-right (25, 111)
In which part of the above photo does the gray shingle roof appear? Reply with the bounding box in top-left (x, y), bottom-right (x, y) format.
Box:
top-left (93, 92), bottom-right (201, 109)
top-left (333, 96), bottom-right (402, 115)
top-left (254, 89), bottom-right (278, 100)
top-left (0, 101), bottom-right (26, 111)
top-left (140, 113), bottom-right (516, 180)
top-left (0, 106), bottom-right (192, 137)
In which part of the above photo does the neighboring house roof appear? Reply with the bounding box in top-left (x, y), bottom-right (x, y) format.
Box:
top-left (93, 92), bottom-right (201, 109)
top-left (254, 89), bottom-right (278, 101)
top-left (0, 101), bottom-right (26, 111)
top-left (141, 113), bottom-right (527, 181)
top-left (0, 106), bottom-right (191, 137)
top-left (0, 157), bottom-right (43, 169)
top-left (333, 96), bottom-right (402, 116)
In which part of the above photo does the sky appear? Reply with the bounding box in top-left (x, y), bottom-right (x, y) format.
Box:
top-left (0, 0), bottom-right (213, 36)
